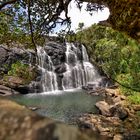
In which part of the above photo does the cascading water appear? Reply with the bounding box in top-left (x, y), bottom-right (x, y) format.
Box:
top-left (62, 43), bottom-right (101, 90)
top-left (36, 42), bottom-right (103, 92)
top-left (37, 46), bottom-right (58, 92)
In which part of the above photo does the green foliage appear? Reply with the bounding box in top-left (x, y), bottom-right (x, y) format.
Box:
top-left (73, 24), bottom-right (140, 104)
top-left (7, 61), bottom-right (36, 84)
top-left (0, 6), bottom-right (31, 48)
top-left (128, 93), bottom-right (140, 105)
top-left (0, 2), bottom-right (45, 48)
top-left (0, 0), bottom-right (74, 46)
top-left (77, 22), bottom-right (84, 31)
top-left (0, 9), bottom-right (45, 48)
top-left (8, 61), bottom-right (27, 77)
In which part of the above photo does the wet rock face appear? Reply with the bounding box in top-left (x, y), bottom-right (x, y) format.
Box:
top-left (98, 77), bottom-right (114, 87)
top-left (54, 63), bottom-right (67, 74)
top-left (0, 46), bottom-right (16, 76)
top-left (37, 42), bottom-right (101, 92)
top-left (0, 98), bottom-right (92, 140)
top-left (0, 45), bottom-right (36, 76)
top-left (44, 42), bottom-right (66, 66)
top-left (0, 45), bottom-right (37, 94)
top-left (110, 104), bottom-right (128, 120)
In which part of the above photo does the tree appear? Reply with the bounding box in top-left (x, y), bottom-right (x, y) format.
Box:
top-left (0, 0), bottom-right (140, 44)
top-left (0, 0), bottom-right (72, 51)
top-left (78, 22), bottom-right (84, 31)
top-left (0, 2), bottom-right (29, 45)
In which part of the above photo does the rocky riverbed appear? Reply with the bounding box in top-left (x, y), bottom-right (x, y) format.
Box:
top-left (77, 87), bottom-right (140, 140)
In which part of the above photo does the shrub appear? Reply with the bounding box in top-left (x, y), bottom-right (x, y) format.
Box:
top-left (7, 61), bottom-right (36, 84)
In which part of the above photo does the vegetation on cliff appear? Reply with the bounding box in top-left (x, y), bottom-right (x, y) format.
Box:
top-left (6, 61), bottom-right (36, 84)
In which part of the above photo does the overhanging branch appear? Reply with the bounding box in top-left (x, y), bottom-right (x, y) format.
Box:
top-left (91, 60), bottom-right (140, 92)
top-left (0, 0), bottom-right (17, 10)
top-left (102, 67), bottom-right (140, 92)
top-left (27, 0), bottom-right (37, 53)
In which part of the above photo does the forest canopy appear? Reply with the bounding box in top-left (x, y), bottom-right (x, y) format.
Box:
top-left (1, 0), bottom-right (140, 45)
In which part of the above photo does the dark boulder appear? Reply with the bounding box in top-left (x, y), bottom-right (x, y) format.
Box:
top-left (57, 74), bottom-right (64, 90)
top-left (52, 58), bottom-right (61, 66)
top-left (99, 77), bottom-right (114, 87)
top-left (110, 104), bottom-right (128, 120)
top-left (82, 82), bottom-right (99, 91)
top-left (55, 64), bottom-right (66, 74)
top-left (29, 81), bottom-right (43, 93)
top-left (47, 49), bottom-right (54, 56)
top-left (13, 85), bottom-right (30, 94)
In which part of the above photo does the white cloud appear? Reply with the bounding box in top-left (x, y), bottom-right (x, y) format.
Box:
top-left (68, 1), bottom-right (110, 31)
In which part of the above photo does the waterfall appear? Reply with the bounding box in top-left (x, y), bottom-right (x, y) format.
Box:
top-left (82, 45), bottom-right (89, 62)
top-left (62, 43), bottom-right (101, 90)
top-left (37, 46), bottom-right (58, 92)
top-left (36, 42), bottom-right (102, 92)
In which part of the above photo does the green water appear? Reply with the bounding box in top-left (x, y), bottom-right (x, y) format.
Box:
top-left (9, 89), bottom-right (102, 124)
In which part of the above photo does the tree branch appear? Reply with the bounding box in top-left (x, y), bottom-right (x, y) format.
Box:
top-left (27, 0), bottom-right (37, 53)
top-left (38, 0), bottom-right (71, 34)
top-left (91, 60), bottom-right (140, 92)
top-left (101, 67), bottom-right (140, 92)
top-left (0, 0), bottom-right (17, 10)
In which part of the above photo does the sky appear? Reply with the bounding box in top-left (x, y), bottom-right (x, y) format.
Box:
top-left (68, 2), bottom-right (110, 30)
top-left (55, 1), bottom-right (110, 33)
